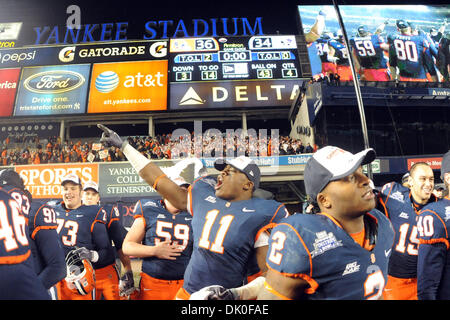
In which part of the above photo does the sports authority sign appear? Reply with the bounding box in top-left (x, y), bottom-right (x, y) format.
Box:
top-left (16, 163), bottom-right (99, 199)
top-left (170, 79), bottom-right (301, 109)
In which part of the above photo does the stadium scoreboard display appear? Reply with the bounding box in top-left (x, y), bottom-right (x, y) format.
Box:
top-left (169, 35), bottom-right (301, 82)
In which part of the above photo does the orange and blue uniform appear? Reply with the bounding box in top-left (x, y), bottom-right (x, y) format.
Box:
top-left (266, 210), bottom-right (394, 299)
top-left (417, 196), bottom-right (450, 299)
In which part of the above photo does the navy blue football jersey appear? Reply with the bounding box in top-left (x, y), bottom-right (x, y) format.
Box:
top-left (183, 176), bottom-right (288, 294)
top-left (266, 210), bottom-right (394, 299)
top-left (101, 203), bottom-right (127, 251)
top-left (0, 187), bottom-right (49, 299)
top-left (328, 39), bottom-right (349, 66)
top-left (134, 198), bottom-right (193, 280)
top-left (28, 201), bottom-right (66, 289)
top-left (52, 202), bottom-right (113, 268)
top-left (315, 37), bottom-right (331, 63)
top-left (378, 182), bottom-right (437, 278)
top-left (387, 33), bottom-right (434, 79)
top-left (350, 34), bottom-right (388, 69)
top-left (417, 197), bottom-right (450, 299)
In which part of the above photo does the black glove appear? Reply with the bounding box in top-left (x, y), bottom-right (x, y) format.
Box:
top-left (97, 124), bottom-right (127, 150)
top-left (119, 271), bottom-right (137, 296)
top-left (189, 285), bottom-right (238, 300)
top-left (73, 247), bottom-right (98, 262)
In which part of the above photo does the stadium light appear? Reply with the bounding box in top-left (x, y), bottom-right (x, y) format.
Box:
top-left (332, 0), bottom-right (373, 179)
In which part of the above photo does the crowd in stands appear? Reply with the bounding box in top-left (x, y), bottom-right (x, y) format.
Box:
top-left (1, 133), bottom-right (315, 166)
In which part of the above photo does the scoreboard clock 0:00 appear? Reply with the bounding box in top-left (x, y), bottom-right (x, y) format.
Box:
top-left (169, 35), bottom-right (301, 82)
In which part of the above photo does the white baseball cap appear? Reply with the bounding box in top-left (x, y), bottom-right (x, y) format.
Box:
top-left (61, 173), bottom-right (82, 186)
top-left (83, 181), bottom-right (99, 193)
top-left (214, 156), bottom-right (261, 189)
top-left (304, 146), bottom-right (376, 201)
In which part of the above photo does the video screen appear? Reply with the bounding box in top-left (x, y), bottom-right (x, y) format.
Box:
top-left (298, 5), bottom-right (450, 83)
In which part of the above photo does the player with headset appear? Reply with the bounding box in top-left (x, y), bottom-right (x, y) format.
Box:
top-left (98, 124), bottom-right (288, 300)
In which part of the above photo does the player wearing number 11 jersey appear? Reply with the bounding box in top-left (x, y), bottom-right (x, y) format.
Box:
top-left (97, 124), bottom-right (289, 300)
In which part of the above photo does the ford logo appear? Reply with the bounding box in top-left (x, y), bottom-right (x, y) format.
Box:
top-left (24, 70), bottom-right (85, 94)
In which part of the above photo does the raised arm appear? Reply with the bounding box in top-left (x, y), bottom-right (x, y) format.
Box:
top-left (98, 124), bottom-right (188, 211)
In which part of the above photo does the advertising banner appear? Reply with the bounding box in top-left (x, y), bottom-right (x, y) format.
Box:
top-left (0, 40), bottom-right (168, 68)
top-left (98, 160), bottom-right (179, 199)
top-left (407, 157), bottom-right (443, 170)
top-left (170, 79), bottom-right (302, 109)
top-left (0, 68), bottom-right (20, 117)
top-left (14, 64), bottom-right (91, 116)
top-left (16, 162), bottom-right (99, 199)
top-left (87, 60), bottom-right (168, 113)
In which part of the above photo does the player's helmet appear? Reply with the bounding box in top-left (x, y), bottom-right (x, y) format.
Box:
top-left (396, 20), bottom-right (409, 30)
top-left (357, 25), bottom-right (369, 37)
top-left (65, 248), bottom-right (95, 296)
top-left (0, 169), bottom-right (26, 190)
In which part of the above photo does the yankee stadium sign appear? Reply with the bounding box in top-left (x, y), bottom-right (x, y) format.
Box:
top-left (33, 17), bottom-right (264, 45)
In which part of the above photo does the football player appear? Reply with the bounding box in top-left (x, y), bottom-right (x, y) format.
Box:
top-left (315, 33), bottom-right (337, 77)
top-left (416, 150), bottom-right (450, 299)
top-left (437, 32), bottom-right (450, 81)
top-left (305, 10), bottom-right (327, 80)
top-left (123, 177), bottom-right (193, 300)
top-left (378, 162), bottom-right (437, 300)
top-left (98, 124), bottom-right (288, 300)
top-left (327, 31), bottom-right (353, 81)
top-left (388, 20), bottom-right (437, 82)
top-left (349, 25), bottom-right (390, 81)
top-left (0, 170), bottom-right (50, 299)
top-left (193, 146), bottom-right (394, 300)
top-left (82, 181), bottom-right (135, 300)
top-left (0, 170), bottom-right (66, 299)
top-left (51, 173), bottom-right (112, 300)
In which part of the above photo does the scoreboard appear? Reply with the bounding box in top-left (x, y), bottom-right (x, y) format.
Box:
top-left (169, 35), bottom-right (300, 82)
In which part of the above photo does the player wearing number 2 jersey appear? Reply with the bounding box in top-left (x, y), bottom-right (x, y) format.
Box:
top-left (254, 146), bottom-right (394, 300)
top-left (378, 162), bottom-right (437, 300)
top-left (388, 20), bottom-right (437, 82)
